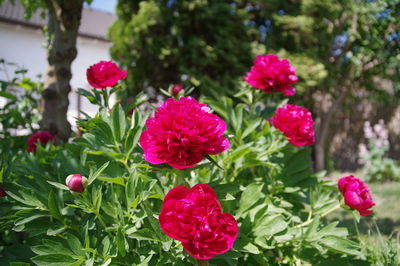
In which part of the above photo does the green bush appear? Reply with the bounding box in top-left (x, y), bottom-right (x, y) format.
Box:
top-left (0, 73), bottom-right (397, 265)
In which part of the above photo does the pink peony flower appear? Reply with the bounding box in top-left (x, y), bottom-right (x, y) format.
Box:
top-left (27, 131), bottom-right (56, 153)
top-left (86, 61), bottom-right (127, 89)
top-left (139, 97), bottom-right (229, 169)
top-left (338, 175), bottom-right (375, 216)
top-left (271, 104), bottom-right (315, 146)
top-left (171, 84), bottom-right (184, 96)
top-left (244, 54), bottom-right (298, 96)
top-left (0, 186), bottom-right (6, 197)
top-left (65, 174), bottom-right (88, 193)
top-left (159, 184), bottom-right (238, 260)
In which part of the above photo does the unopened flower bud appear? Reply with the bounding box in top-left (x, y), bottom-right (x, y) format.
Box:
top-left (66, 174), bottom-right (88, 193)
top-left (171, 84), bottom-right (184, 96)
top-left (0, 186), bottom-right (6, 197)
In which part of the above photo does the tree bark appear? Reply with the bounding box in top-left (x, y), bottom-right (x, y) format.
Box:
top-left (41, 0), bottom-right (84, 141)
top-left (314, 91), bottom-right (347, 171)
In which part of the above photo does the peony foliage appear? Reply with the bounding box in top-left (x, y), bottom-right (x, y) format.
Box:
top-left (0, 59), bottom-right (385, 265)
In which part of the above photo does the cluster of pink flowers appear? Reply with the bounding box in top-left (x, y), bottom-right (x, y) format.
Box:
top-left (26, 131), bottom-right (56, 153)
top-left (338, 175), bottom-right (375, 216)
top-left (139, 97), bottom-right (230, 169)
top-left (271, 104), bottom-right (315, 146)
top-left (159, 184), bottom-right (238, 260)
top-left (23, 59), bottom-right (372, 264)
top-left (244, 54), bottom-right (298, 96)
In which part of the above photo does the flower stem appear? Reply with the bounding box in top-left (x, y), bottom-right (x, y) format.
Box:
top-left (197, 260), bottom-right (208, 266)
top-left (296, 203), bottom-right (341, 228)
top-left (102, 89), bottom-right (109, 109)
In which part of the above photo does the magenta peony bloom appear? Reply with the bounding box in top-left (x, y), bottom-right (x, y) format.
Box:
top-left (159, 184), bottom-right (238, 260)
top-left (0, 186), bottom-right (6, 197)
top-left (86, 61), bottom-right (127, 89)
top-left (338, 175), bottom-right (375, 216)
top-left (271, 104), bottom-right (315, 146)
top-left (65, 174), bottom-right (88, 193)
top-left (171, 84), bottom-right (184, 96)
top-left (244, 54), bottom-right (298, 96)
top-left (139, 97), bottom-right (229, 169)
top-left (27, 131), bottom-right (56, 153)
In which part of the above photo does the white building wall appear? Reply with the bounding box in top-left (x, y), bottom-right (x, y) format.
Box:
top-left (0, 21), bottom-right (114, 130)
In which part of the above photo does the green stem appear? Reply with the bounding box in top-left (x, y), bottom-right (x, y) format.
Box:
top-left (102, 89), bottom-right (110, 109)
top-left (94, 210), bottom-right (107, 229)
top-left (197, 260), bottom-right (208, 266)
top-left (296, 203), bottom-right (341, 228)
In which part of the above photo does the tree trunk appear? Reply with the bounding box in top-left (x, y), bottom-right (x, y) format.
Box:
top-left (314, 91), bottom-right (347, 171)
top-left (41, 0), bottom-right (84, 141)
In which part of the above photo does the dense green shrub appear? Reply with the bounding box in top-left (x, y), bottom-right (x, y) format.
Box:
top-left (0, 79), bottom-right (393, 265)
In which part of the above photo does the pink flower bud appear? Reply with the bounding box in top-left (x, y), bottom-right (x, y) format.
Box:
top-left (171, 84), bottom-right (184, 96)
top-left (66, 174), bottom-right (88, 193)
top-left (338, 175), bottom-right (375, 216)
top-left (0, 186), bottom-right (6, 197)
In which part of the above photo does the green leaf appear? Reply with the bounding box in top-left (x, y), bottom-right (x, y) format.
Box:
top-left (112, 104), bottom-right (126, 142)
top-left (98, 176), bottom-right (125, 186)
top-left (65, 233), bottom-right (84, 256)
top-left (117, 227), bottom-right (126, 257)
top-left (48, 190), bottom-right (63, 221)
top-left (205, 154), bottom-right (223, 169)
top-left (47, 181), bottom-right (69, 191)
top-left (223, 143), bottom-right (253, 165)
top-left (127, 228), bottom-right (158, 241)
top-left (237, 183), bottom-right (264, 217)
top-left (143, 201), bottom-right (166, 241)
top-left (15, 214), bottom-right (48, 226)
top-left (253, 215), bottom-right (287, 237)
top-left (320, 235), bottom-right (362, 256)
top-left (88, 161), bottom-right (110, 185)
top-left (241, 118), bottom-right (262, 140)
top-left (304, 216), bottom-right (320, 239)
top-left (78, 88), bottom-right (98, 105)
top-left (0, 91), bottom-right (17, 100)
top-left (31, 254), bottom-right (77, 266)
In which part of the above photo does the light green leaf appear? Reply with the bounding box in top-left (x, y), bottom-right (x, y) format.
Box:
top-left (88, 161), bottom-right (110, 185)
top-left (31, 254), bottom-right (77, 266)
top-left (47, 181), bottom-right (69, 191)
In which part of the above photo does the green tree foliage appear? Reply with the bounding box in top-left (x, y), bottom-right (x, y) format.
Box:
top-left (109, 0), bottom-right (253, 98)
top-left (234, 0), bottom-right (399, 171)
